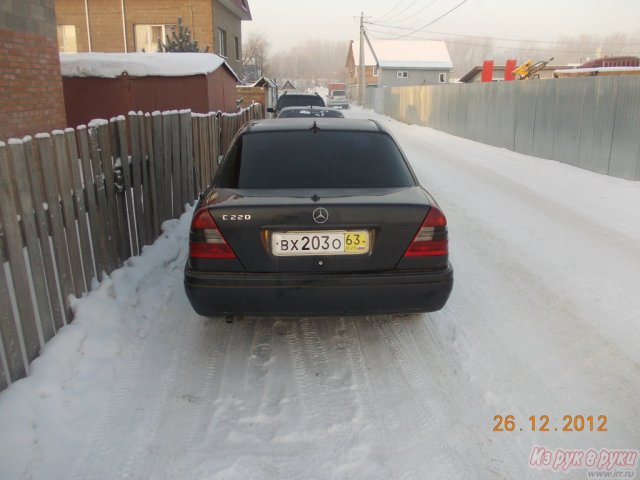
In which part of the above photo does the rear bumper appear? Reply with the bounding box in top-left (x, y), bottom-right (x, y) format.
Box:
top-left (184, 264), bottom-right (453, 316)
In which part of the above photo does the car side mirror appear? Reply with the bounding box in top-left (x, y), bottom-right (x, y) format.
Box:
top-left (267, 107), bottom-right (275, 113)
top-left (217, 154), bottom-right (224, 165)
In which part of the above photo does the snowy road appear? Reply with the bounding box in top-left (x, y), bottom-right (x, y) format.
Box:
top-left (1, 108), bottom-right (639, 480)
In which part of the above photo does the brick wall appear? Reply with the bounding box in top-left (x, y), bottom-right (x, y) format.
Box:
top-left (0, 0), bottom-right (67, 141)
top-left (55, 0), bottom-right (216, 53)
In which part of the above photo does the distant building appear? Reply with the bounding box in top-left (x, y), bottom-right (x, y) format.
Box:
top-left (346, 39), bottom-right (453, 88)
top-left (54, 0), bottom-right (251, 77)
top-left (459, 62), bottom-right (573, 82)
top-left (554, 56), bottom-right (640, 78)
top-left (60, 52), bottom-right (240, 127)
top-left (1, 0), bottom-right (66, 140)
top-left (279, 80), bottom-right (296, 93)
top-left (237, 76), bottom-right (277, 116)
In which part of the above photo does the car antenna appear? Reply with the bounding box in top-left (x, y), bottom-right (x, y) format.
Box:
top-left (310, 121), bottom-right (321, 133)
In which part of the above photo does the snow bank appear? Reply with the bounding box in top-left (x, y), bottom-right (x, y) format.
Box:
top-left (60, 52), bottom-right (237, 79)
top-left (0, 209), bottom-right (193, 480)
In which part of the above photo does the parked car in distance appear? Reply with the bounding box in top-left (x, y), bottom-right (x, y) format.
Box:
top-left (327, 89), bottom-right (350, 109)
top-left (277, 106), bottom-right (344, 118)
top-left (267, 92), bottom-right (325, 116)
top-left (184, 118), bottom-right (454, 317)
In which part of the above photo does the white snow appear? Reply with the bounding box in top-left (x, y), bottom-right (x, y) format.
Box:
top-left (59, 52), bottom-right (236, 79)
top-left (0, 107), bottom-right (639, 479)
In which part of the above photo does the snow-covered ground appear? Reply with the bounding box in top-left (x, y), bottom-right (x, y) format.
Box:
top-left (1, 107), bottom-right (639, 479)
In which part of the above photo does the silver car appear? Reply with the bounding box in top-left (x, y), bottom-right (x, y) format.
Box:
top-left (327, 89), bottom-right (350, 109)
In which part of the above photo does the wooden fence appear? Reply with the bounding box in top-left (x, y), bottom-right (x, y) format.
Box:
top-left (0, 104), bottom-right (263, 391)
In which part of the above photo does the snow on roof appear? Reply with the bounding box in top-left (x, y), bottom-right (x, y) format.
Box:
top-left (554, 66), bottom-right (640, 75)
top-left (60, 52), bottom-right (239, 80)
top-left (353, 39), bottom-right (453, 70)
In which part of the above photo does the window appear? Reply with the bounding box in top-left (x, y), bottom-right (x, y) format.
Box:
top-left (439, 72), bottom-right (447, 83)
top-left (218, 28), bottom-right (227, 57)
top-left (57, 25), bottom-right (77, 53)
top-left (372, 66), bottom-right (379, 76)
top-left (397, 71), bottom-right (408, 79)
top-left (134, 24), bottom-right (174, 52)
top-left (234, 36), bottom-right (240, 61)
top-left (218, 131), bottom-right (415, 189)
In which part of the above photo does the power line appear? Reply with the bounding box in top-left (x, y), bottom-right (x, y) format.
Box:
top-left (382, 0), bottom-right (421, 24)
top-left (366, 29), bottom-right (637, 55)
top-left (367, 22), bottom-right (640, 46)
top-left (381, 0), bottom-right (441, 26)
top-left (373, 0), bottom-right (412, 23)
top-left (385, 0), bottom-right (472, 40)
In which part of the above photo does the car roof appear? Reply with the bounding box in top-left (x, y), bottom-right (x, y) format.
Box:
top-left (279, 106), bottom-right (334, 111)
top-left (241, 118), bottom-right (383, 133)
top-left (279, 92), bottom-right (320, 97)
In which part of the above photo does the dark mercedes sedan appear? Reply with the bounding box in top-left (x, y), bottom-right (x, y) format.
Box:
top-left (184, 119), bottom-right (453, 316)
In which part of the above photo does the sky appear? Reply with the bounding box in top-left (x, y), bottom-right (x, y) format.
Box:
top-left (244, 0), bottom-right (640, 53)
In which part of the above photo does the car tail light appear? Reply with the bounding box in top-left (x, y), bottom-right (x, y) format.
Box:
top-left (404, 206), bottom-right (448, 257)
top-left (189, 208), bottom-right (236, 259)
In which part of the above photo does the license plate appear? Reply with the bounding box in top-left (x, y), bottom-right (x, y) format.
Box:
top-left (272, 230), bottom-right (369, 256)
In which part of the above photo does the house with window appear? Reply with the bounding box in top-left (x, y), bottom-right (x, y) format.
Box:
top-left (54, 0), bottom-right (251, 77)
top-left (346, 39), bottom-right (453, 88)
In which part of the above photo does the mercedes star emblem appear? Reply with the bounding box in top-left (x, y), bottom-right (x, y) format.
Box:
top-left (313, 207), bottom-right (329, 224)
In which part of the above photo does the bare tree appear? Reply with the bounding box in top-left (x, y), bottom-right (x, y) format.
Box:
top-left (242, 32), bottom-right (271, 82)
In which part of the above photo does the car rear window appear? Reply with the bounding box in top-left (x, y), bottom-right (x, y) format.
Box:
top-left (277, 95), bottom-right (325, 109)
top-left (217, 131), bottom-right (416, 189)
top-left (278, 109), bottom-right (344, 118)
top-left (331, 90), bottom-right (346, 96)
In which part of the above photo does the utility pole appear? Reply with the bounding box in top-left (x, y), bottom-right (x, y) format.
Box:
top-left (358, 11), bottom-right (365, 106)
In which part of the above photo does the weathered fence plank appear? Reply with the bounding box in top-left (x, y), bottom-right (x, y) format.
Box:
top-left (180, 110), bottom-right (194, 204)
top-left (138, 113), bottom-right (154, 245)
top-left (77, 126), bottom-right (106, 281)
top-left (170, 112), bottom-right (181, 217)
top-left (37, 134), bottom-right (76, 320)
top-left (0, 142), bottom-right (41, 365)
top-left (52, 131), bottom-right (86, 296)
top-left (109, 118), bottom-right (131, 262)
top-left (89, 123), bottom-right (118, 273)
top-left (162, 112), bottom-right (173, 224)
top-left (25, 137), bottom-right (65, 331)
top-left (129, 113), bottom-right (146, 251)
top-left (64, 129), bottom-right (97, 287)
top-left (96, 122), bottom-right (124, 267)
top-left (7, 141), bottom-right (54, 342)
top-left (114, 117), bottom-right (136, 257)
top-left (145, 113), bottom-right (160, 237)
top-left (152, 113), bottom-right (165, 229)
top-left (0, 143), bottom-right (28, 383)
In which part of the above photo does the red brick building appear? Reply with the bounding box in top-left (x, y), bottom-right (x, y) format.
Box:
top-left (0, 0), bottom-right (67, 140)
top-left (54, 0), bottom-right (251, 79)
